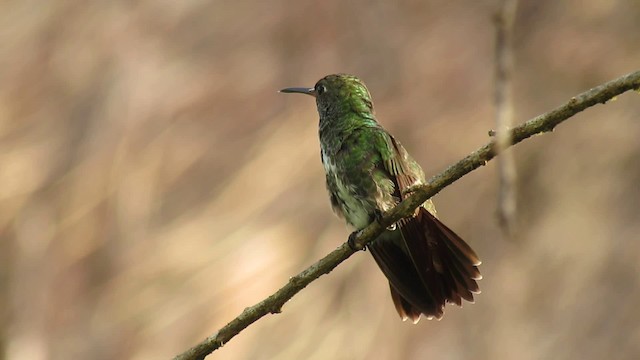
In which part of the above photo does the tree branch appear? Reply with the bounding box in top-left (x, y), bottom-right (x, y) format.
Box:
top-left (174, 70), bottom-right (640, 360)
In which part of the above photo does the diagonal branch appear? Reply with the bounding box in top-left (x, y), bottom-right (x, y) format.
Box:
top-left (174, 70), bottom-right (640, 360)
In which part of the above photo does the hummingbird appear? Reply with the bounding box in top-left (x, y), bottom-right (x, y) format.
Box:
top-left (281, 74), bottom-right (481, 322)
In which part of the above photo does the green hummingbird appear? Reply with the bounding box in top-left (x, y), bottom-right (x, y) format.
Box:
top-left (281, 74), bottom-right (481, 322)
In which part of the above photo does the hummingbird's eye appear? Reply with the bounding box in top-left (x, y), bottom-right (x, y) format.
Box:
top-left (316, 84), bottom-right (327, 95)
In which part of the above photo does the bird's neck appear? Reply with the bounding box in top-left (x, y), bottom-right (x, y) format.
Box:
top-left (318, 110), bottom-right (377, 155)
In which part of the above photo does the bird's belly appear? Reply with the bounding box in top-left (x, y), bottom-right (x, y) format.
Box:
top-left (322, 150), bottom-right (373, 229)
top-left (334, 180), bottom-right (371, 229)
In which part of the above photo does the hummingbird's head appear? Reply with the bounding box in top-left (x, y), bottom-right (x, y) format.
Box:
top-left (280, 74), bottom-right (374, 118)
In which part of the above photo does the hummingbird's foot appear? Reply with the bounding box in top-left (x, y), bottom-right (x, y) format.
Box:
top-left (373, 209), bottom-right (385, 223)
top-left (374, 209), bottom-right (397, 231)
top-left (401, 185), bottom-right (421, 198)
top-left (348, 230), bottom-right (366, 251)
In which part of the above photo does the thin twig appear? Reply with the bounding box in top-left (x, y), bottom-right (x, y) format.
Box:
top-left (174, 70), bottom-right (640, 360)
top-left (493, 0), bottom-right (519, 237)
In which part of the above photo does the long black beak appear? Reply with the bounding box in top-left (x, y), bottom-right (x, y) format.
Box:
top-left (279, 87), bottom-right (316, 97)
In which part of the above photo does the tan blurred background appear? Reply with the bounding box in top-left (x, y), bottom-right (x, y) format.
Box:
top-left (1, 1), bottom-right (640, 359)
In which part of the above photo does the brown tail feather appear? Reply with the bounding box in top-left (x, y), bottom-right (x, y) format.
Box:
top-left (368, 207), bottom-right (481, 322)
top-left (389, 285), bottom-right (422, 323)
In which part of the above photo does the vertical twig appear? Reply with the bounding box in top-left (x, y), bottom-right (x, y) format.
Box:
top-left (493, 0), bottom-right (519, 238)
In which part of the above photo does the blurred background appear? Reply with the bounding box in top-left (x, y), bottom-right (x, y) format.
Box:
top-left (1, 1), bottom-right (640, 359)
